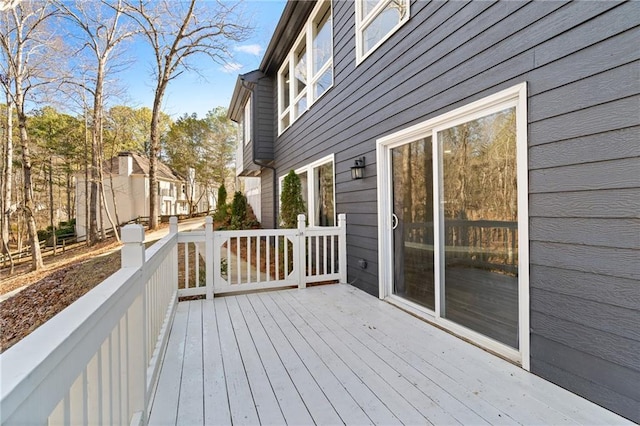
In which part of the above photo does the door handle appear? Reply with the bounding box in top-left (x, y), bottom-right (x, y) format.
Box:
top-left (392, 213), bottom-right (399, 230)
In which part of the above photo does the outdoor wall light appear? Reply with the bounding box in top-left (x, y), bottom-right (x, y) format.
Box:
top-left (351, 156), bottom-right (365, 180)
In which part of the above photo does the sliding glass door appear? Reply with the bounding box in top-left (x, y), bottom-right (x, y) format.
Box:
top-left (438, 107), bottom-right (519, 348)
top-left (380, 84), bottom-right (527, 360)
top-left (391, 137), bottom-right (435, 310)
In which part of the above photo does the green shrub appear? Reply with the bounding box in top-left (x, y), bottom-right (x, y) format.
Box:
top-left (230, 191), bottom-right (248, 230)
top-left (280, 170), bottom-right (306, 228)
top-left (217, 184), bottom-right (227, 211)
top-left (213, 184), bottom-right (230, 225)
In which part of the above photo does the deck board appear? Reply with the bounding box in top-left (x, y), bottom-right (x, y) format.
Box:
top-left (202, 298), bottom-right (231, 425)
top-left (178, 301), bottom-right (204, 425)
top-left (244, 293), bottom-right (351, 425)
top-left (149, 284), bottom-right (632, 426)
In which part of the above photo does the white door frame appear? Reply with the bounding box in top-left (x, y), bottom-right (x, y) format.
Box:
top-left (376, 83), bottom-right (530, 369)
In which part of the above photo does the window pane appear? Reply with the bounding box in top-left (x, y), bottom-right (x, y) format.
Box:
top-left (313, 2), bottom-right (332, 75)
top-left (298, 171), bottom-right (309, 219)
top-left (315, 162), bottom-right (334, 226)
top-left (294, 45), bottom-right (307, 95)
top-left (282, 67), bottom-right (290, 109)
top-left (391, 138), bottom-right (434, 310)
top-left (295, 96), bottom-right (307, 118)
top-left (314, 68), bottom-right (332, 99)
top-left (244, 98), bottom-right (251, 144)
top-left (281, 113), bottom-right (290, 130)
top-left (362, 0), bottom-right (407, 53)
top-left (362, 0), bottom-right (381, 20)
top-left (439, 107), bottom-right (519, 348)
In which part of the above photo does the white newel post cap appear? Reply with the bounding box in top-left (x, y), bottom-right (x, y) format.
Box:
top-left (169, 216), bottom-right (178, 233)
top-left (121, 224), bottom-right (145, 268)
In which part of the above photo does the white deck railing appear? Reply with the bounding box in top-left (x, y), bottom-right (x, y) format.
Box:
top-left (0, 214), bottom-right (346, 425)
top-left (177, 213), bottom-right (347, 297)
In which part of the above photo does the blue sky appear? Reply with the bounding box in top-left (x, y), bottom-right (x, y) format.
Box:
top-left (118, 0), bottom-right (286, 119)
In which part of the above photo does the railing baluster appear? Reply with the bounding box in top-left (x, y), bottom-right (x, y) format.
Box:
top-left (236, 237), bottom-right (241, 285)
top-left (275, 236), bottom-right (280, 281)
top-left (266, 237), bottom-right (271, 282)
top-left (195, 243), bottom-right (200, 287)
top-left (308, 236), bottom-right (313, 277)
top-left (333, 235), bottom-right (337, 274)
top-left (184, 242), bottom-right (189, 289)
top-left (226, 237), bottom-right (231, 283)
top-left (247, 237), bottom-right (251, 284)
top-left (257, 237), bottom-right (261, 283)
top-left (315, 236), bottom-right (320, 277)
top-left (323, 235), bottom-right (328, 276)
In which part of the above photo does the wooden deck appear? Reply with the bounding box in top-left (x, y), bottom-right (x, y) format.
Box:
top-left (149, 284), bottom-right (630, 425)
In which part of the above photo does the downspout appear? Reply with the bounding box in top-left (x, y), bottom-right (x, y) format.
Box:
top-left (240, 79), bottom-right (278, 229)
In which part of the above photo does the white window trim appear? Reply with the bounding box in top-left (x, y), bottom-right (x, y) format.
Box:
top-left (355, 0), bottom-right (411, 65)
top-left (279, 153), bottom-right (336, 227)
top-left (376, 82), bottom-right (530, 369)
top-left (278, 0), bottom-right (334, 135)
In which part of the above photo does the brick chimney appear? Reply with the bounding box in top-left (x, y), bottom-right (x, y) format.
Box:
top-left (118, 152), bottom-right (132, 176)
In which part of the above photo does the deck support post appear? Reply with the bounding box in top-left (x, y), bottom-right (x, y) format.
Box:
top-left (205, 216), bottom-right (214, 300)
top-left (338, 214), bottom-right (347, 284)
top-left (169, 216), bottom-right (178, 234)
top-left (297, 214), bottom-right (306, 289)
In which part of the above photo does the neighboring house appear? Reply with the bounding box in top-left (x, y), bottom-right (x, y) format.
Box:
top-left (75, 152), bottom-right (211, 239)
top-left (228, 0), bottom-right (640, 421)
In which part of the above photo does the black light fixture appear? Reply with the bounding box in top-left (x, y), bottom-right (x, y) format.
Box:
top-left (351, 156), bottom-right (365, 180)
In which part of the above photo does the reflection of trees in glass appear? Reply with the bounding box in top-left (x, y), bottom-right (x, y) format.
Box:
top-left (315, 163), bottom-right (334, 226)
top-left (392, 138), bottom-right (433, 244)
top-left (440, 108), bottom-right (516, 222)
top-left (440, 108), bottom-right (518, 271)
top-left (294, 46), bottom-right (307, 92)
top-left (313, 3), bottom-right (332, 74)
top-left (363, 0), bottom-right (408, 52)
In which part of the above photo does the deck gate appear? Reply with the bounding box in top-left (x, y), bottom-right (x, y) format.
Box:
top-left (177, 214), bottom-right (347, 298)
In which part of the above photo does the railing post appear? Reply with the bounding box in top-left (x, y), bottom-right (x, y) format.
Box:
top-left (205, 216), bottom-right (214, 300)
top-left (121, 224), bottom-right (145, 268)
top-left (338, 214), bottom-right (347, 284)
top-left (119, 224), bottom-right (146, 426)
top-left (297, 214), bottom-right (306, 289)
top-left (169, 216), bottom-right (178, 234)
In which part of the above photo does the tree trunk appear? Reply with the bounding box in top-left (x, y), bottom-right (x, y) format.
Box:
top-left (49, 155), bottom-right (56, 255)
top-left (66, 166), bottom-right (72, 222)
top-left (16, 104), bottom-right (44, 270)
top-left (2, 94), bottom-right (14, 273)
top-left (108, 169), bottom-right (121, 236)
top-left (149, 80), bottom-right (168, 230)
top-left (84, 111), bottom-right (90, 246)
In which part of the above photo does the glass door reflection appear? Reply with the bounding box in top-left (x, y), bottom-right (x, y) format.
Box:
top-left (391, 137), bottom-right (435, 310)
top-left (438, 107), bottom-right (519, 348)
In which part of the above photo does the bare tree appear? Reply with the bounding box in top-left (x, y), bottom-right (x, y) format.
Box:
top-left (57, 0), bottom-right (138, 244)
top-left (0, 0), bottom-right (59, 271)
top-left (1, 75), bottom-right (15, 273)
top-left (124, 0), bottom-right (252, 229)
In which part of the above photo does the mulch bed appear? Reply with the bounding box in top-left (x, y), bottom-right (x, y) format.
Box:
top-left (0, 242), bottom-right (121, 353)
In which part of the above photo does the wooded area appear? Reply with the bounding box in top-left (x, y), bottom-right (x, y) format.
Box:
top-left (0, 0), bottom-right (252, 273)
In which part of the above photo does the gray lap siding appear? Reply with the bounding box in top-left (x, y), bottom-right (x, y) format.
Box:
top-left (265, 0), bottom-right (639, 420)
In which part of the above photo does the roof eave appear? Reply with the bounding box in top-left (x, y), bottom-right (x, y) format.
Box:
top-left (228, 70), bottom-right (262, 122)
top-left (259, 1), bottom-right (317, 75)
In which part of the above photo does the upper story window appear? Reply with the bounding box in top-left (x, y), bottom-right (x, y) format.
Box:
top-left (355, 0), bottom-right (410, 63)
top-left (278, 0), bottom-right (333, 134)
top-left (243, 96), bottom-right (251, 145)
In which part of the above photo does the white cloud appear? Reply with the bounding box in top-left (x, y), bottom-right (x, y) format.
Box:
top-left (234, 44), bottom-right (263, 56)
top-left (221, 62), bottom-right (244, 73)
